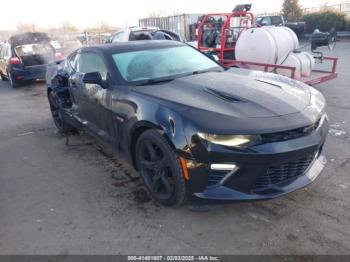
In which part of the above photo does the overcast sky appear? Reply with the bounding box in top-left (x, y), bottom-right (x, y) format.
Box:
top-left (0, 0), bottom-right (347, 30)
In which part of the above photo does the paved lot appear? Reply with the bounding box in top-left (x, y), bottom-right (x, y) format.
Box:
top-left (0, 42), bottom-right (349, 255)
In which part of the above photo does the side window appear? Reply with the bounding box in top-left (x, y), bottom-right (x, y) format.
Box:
top-left (65, 52), bottom-right (78, 73)
top-left (7, 46), bottom-right (11, 56)
top-left (112, 32), bottom-right (125, 43)
top-left (261, 17), bottom-right (272, 25)
top-left (128, 32), bottom-right (136, 41)
top-left (76, 52), bottom-right (108, 80)
top-left (69, 53), bottom-right (77, 69)
top-left (271, 16), bottom-right (283, 25)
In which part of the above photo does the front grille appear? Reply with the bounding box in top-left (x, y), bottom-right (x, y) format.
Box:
top-left (207, 171), bottom-right (227, 186)
top-left (253, 153), bottom-right (316, 191)
top-left (261, 118), bottom-right (321, 144)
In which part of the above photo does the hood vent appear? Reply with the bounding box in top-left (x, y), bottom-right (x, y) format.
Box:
top-left (204, 88), bottom-right (243, 103)
top-left (255, 78), bottom-right (283, 89)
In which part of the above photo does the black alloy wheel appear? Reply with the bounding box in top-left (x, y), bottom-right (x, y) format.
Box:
top-left (48, 92), bottom-right (75, 133)
top-left (136, 130), bottom-right (186, 206)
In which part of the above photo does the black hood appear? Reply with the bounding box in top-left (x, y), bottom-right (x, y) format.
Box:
top-left (134, 71), bottom-right (311, 119)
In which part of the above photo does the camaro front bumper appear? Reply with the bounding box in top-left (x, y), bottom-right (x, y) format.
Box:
top-left (183, 115), bottom-right (329, 203)
top-left (193, 153), bottom-right (326, 202)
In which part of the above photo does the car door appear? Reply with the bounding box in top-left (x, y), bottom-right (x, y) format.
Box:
top-left (74, 51), bottom-right (115, 141)
top-left (67, 52), bottom-right (89, 121)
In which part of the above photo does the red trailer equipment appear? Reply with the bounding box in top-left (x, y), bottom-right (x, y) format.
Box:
top-left (196, 12), bottom-right (338, 86)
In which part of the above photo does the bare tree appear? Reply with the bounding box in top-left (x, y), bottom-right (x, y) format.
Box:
top-left (61, 21), bottom-right (78, 34)
top-left (281, 0), bottom-right (303, 22)
top-left (16, 23), bottom-right (38, 32)
top-left (99, 22), bottom-right (112, 32)
top-left (169, 9), bottom-right (182, 16)
top-left (147, 10), bottom-right (163, 18)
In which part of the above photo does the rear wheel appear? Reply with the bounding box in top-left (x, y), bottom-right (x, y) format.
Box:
top-left (48, 92), bottom-right (76, 133)
top-left (8, 72), bottom-right (19, 88)
top-left (135, 130), bottom-right (186, 207)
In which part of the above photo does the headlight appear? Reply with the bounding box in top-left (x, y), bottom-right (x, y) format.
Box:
top-left (198, 133), bottom-right (261, 147)
top-left (309, 86), bottom-right (326, 113)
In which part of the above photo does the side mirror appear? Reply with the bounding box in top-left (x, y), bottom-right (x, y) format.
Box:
top-left (83, 72), bottom-right (107, 88)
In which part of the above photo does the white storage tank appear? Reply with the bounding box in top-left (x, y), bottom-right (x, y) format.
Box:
top-left (277, 53), bottom-right (302, 79)
top-left (235, 26), bottom-right (299, 65)
top-left (299, 52), bottom-right (315, 77)
top-left (277, 52), bottom-right (315, 79)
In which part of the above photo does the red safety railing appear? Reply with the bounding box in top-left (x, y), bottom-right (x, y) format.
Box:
top-left (223, 57), bottom-right (338, 86)
top-left (196, 11), bottom-right (338, 86)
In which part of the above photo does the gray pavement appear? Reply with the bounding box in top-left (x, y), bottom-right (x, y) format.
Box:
top-left (0, 42), bottom-right (349, 255)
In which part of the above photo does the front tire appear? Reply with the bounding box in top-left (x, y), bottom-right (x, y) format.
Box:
top-left (135, 129), bottom-right (186, 207)
top-left (48, 92), bottom-right (76, 133)
top-left (0, 71), bottom-right (8, 81)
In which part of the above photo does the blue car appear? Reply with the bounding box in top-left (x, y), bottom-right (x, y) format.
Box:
top-left (0, 32), bottom-right (57, 88)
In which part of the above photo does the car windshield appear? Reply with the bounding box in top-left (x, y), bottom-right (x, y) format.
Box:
top-left (112, 46), bottom-right (222, 84)
top-left (255, 17), bottom-right (263, 24)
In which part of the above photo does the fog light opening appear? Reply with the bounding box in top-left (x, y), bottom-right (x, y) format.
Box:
top-left (210, 163), bottom-right (237, 171)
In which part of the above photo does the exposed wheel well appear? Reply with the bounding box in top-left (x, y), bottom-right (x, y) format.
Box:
top-left (131, 126), bottom-right (151, 170)
top-left (47, 86), bottom-right (73, 109)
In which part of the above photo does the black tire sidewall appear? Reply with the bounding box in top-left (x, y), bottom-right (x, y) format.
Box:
top-left (135, 129), bottom-right (186, 207)
top-left (48, 92), bottom-right (75, 133)
top-left (8, 72), bottom-right (18, 88)
top-left (0, 71), bottom-right (8, 81)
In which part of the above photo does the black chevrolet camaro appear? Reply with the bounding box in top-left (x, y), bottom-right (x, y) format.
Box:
top-left (46, 40), bottom-right (329, 206)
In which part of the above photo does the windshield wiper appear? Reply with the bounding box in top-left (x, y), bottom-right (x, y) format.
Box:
top-left (135, 68), bottom-right (222, 86)
top-left (136, 78), bottom-right (175, 86)
top-left (191, 68), bottom-right (223, 76)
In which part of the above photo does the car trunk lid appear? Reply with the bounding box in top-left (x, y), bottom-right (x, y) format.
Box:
top-left (10, 32), bottom-right (55, 67)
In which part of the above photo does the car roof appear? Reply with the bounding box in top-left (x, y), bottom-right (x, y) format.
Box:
top-left (129, 26), bottom-right (159, 31)
top-left (9, 32), bottom-right (51, 46)
top-left (81, 40), bottom-right (186, 54)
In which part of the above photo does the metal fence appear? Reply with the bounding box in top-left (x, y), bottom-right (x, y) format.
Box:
top-left (139, 14), bottom-right (202, 40)
top-left (140, 2), bottom-right (350, 40)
